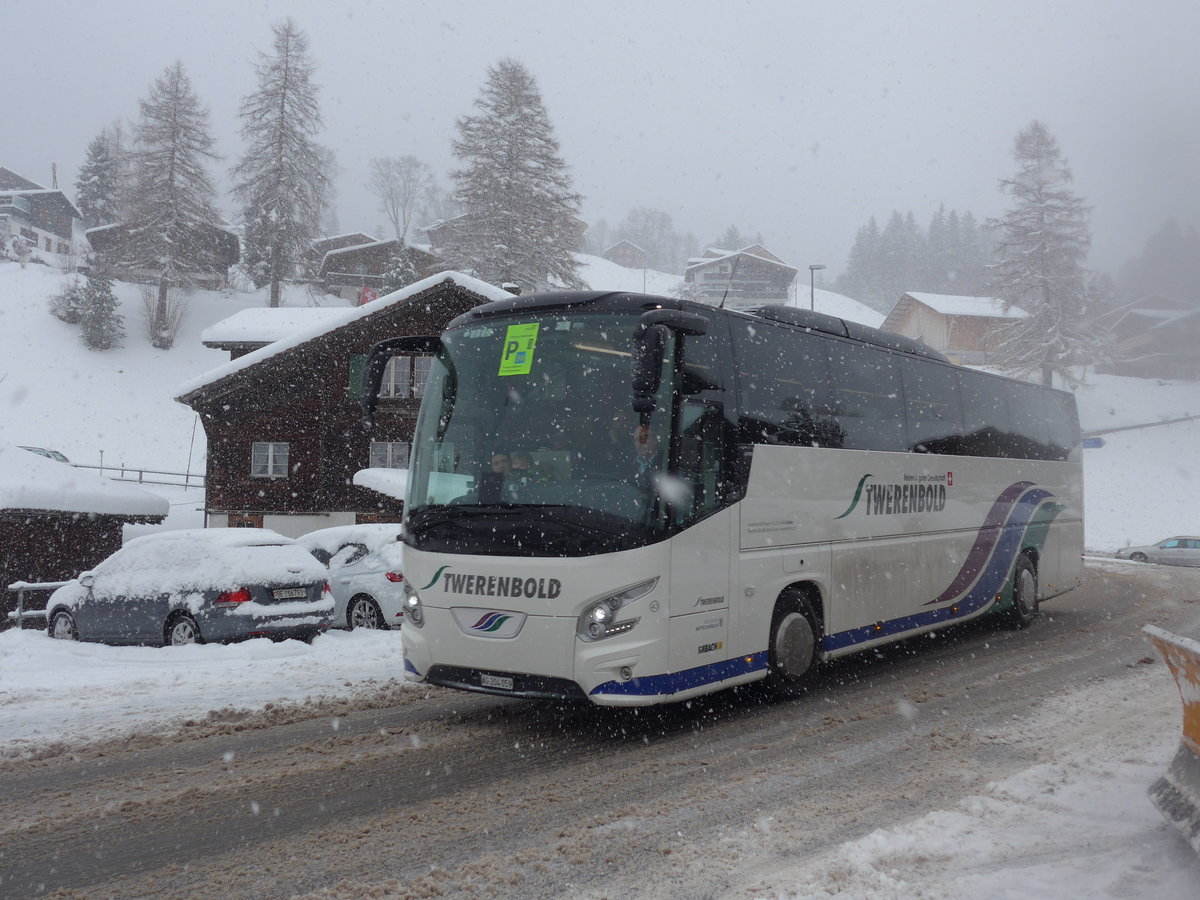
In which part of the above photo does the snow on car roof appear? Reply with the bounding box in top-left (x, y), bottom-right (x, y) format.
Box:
top-left (295, 524), bottom-right (403, 556)
top-left (0, 443), bottom-right (168, 519)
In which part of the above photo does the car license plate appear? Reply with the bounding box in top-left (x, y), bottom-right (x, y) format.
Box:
top-left (273, 588), bottom-right (308, 600)
top-left (480, 673), bottom-right (514, 691)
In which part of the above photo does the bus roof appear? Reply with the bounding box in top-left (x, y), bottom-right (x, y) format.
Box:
top-left (449, 291), bottom-right (950, 364)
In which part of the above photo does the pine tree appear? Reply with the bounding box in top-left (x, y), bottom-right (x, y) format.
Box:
top-left (988, 120), bottom-right (1097, 386)
top-left (445, 59), bottom-right (584, 291)
top-left (80, 261), bottom-right (125, 351)
top-left (75, 133), bottom-right (122, 228)
top-left (49, 275), bottom-right (88, 324)
top-left (125, 62), bottom-right (221, 347)
top-left (232, 19), bottom-right (326, 307)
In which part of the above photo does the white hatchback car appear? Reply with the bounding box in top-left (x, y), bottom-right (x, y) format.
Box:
top-left (296, 525), bottom-right (406, 629)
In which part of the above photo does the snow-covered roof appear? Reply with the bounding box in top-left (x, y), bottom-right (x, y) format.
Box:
top-left (201, 307), bottom-right (351, 347)
top-left (0, 444), bottom-right (168, 519)
top-left (176, 271), bottom-right (513, 399)
top-left (684, 246), bottom-right (796, 274)
top-left (903, 292), bottom-right (1027, 319)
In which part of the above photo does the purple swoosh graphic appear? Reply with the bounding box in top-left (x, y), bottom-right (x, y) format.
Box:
top-left (927, 481), bottom-right (1034, 606)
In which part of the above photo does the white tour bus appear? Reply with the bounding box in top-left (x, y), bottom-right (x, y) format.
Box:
top-left (362, 291), bottom-right (1083, 706)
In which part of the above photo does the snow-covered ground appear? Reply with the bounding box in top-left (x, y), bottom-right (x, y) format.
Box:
top-left (3, 259), bottom-right (1200, 893)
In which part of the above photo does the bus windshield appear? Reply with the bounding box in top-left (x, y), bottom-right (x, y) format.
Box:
top-left (404, 312), bottom-right (677, 556)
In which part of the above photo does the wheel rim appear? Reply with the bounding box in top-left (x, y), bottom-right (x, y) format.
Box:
top-left (1017, 567), bottom-right (1037, 616)
top-left (350, 598), bottom-right (382, 629)
top-left (772, 611), bottom-right (815, 680)
top-left (1132, 553), bottom-right (1147, 563)
top-left (51, 613), bottom-right (75, 640)
top-left (169, 618), bottom-right (198, 645)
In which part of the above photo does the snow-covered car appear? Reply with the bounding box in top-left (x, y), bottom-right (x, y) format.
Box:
top-left (296, 524), bottom-right (405, 629)
top-left (46, 529), bottom-right (334, 646)
top-left (1115, 536), bottom-right (1200, 567)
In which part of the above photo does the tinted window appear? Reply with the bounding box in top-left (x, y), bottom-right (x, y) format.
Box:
top-left (825, 341), bottom-right (906, 451)
top-left (733, 321), bottom-right (842, 447)
top-left (902, 358), bottom-right (965, 453)
top-left (959, 372), bottom-right (1016, 457)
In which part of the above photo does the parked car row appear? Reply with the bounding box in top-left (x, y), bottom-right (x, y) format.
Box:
top-left (46, 524), bottom-right (406, 647)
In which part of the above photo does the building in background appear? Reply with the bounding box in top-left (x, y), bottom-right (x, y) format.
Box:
top-left (176, 273), bottom-right (512, 537)
top-left (683, 245), bottom-right (797, 310)
top-left (0, 167), bottom-right (82, 257)
top-left (881, 292), bottom-right (1026, 365)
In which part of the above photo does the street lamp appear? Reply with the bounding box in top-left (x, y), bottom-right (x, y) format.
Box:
top-left (809, 264), bottom-right (826, 311)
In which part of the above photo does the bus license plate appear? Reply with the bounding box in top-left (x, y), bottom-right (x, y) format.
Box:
top-left (481, 673), bottom-right (514, 691)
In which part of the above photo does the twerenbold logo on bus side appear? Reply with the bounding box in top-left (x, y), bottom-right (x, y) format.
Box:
top-left (836, 473), bottom-right (951, 519)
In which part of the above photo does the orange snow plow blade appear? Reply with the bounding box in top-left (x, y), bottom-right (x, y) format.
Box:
top-left (1144, 624), bottom-right (1200, 853)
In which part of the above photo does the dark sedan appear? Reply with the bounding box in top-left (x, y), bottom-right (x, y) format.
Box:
top-left (46, 529), bottom-right (334, 646)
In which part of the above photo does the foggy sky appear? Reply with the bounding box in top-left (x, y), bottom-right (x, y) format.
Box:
top-left (6, 0), bottom-right (1198, 280)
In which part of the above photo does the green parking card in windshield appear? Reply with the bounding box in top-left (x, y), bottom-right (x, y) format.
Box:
top-left (498, 322), bottom-right (539, 375)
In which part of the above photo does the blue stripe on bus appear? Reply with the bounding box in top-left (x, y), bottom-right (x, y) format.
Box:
top-left (590, 651), bottom-right (769, 697)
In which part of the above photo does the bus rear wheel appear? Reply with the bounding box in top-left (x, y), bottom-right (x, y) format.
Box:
top-left (767, 594), bottom-right (820, 690)
top-left (1003, 554), bottom-right (1039, 629)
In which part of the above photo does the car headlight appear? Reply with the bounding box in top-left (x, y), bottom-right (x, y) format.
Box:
top-left (576, 578), bottom-right (658, 642)
top-left (402, 580), bottom-right (424, 627)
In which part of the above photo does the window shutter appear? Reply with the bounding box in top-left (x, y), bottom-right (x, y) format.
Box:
top-left (347, 354), bottom-right (366, 399)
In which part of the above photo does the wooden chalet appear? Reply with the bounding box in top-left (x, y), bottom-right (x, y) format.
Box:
top-left (1095, 295), bottom-right (1200, 380)
top-left (316, 238), bottom-right (441, 303)
top-left (881, 292), bottom-right (1027, 365)
top-left (0, 166), bottom-right (82, 257)
top-left (683, 245), bottom-right (797, 310)
top-left (175, 273), bottom-right (513, 537)
top-left (1, 445), bottom-right (168, 628)
top-left (85, 221), bottom-right (240, 288)
top-left (602, 240), bottom-right (647, 270)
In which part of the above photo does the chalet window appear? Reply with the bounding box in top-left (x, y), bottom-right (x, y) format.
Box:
top-left (369, 441), bottom-right (410, 468)
top-left (251, 442), bottom-right (289, 478)
top-left (380, 355), bottom-right (432, 399)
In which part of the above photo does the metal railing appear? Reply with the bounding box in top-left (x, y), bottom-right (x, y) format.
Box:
top-left (5, 581), bottom-right (69, 627)
top-left (72, 463), bottom-right (205, 489)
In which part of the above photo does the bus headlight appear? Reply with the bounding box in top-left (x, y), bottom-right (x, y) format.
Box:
top-left (576, 578), bottom-right (658, 642)
top-left (403, 581), bottom-right (425, 628)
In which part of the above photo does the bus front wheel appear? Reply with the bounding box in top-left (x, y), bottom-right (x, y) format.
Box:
top-left (767, 594), bottom-right (820, 689)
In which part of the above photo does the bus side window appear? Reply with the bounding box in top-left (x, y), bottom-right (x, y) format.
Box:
top-left (732, 321), bottom-right (839, 447)
top-left (826, 342), bottom-right (906, 452)
top-left (903, 358), bottom-right (965, 453)
top-left (959, 372), bottom-right (1015, 457)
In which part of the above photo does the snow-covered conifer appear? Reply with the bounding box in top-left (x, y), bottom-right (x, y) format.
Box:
top-left (80, 262), bottom-right (125, 351)
top-left (124, 62), bottom-right (221, 348)
top-left (379, 243), bottom-right (420, 295)
top-left (231, 19), bottom-right (327, 307)
top-left (988, 120), bottom-right (1097, 386)
top-left (75, 132), bottom-right (125, 229)
top-left (446, 59), bottom-right (584, 291)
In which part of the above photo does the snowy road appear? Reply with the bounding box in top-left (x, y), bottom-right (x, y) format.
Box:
top-left (2, 561), bottom-right (1199, 899)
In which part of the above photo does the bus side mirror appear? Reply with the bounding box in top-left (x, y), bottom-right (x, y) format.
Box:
top-left (361, 335), bottom-right (441, 429)
top-left (632, 309), bottom-right (707, 414)
top-left (633, 324), bottom-right (668, 413)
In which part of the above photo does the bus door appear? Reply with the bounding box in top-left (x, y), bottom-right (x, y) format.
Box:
top-left (667, 398), bottom-right (734, 679)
